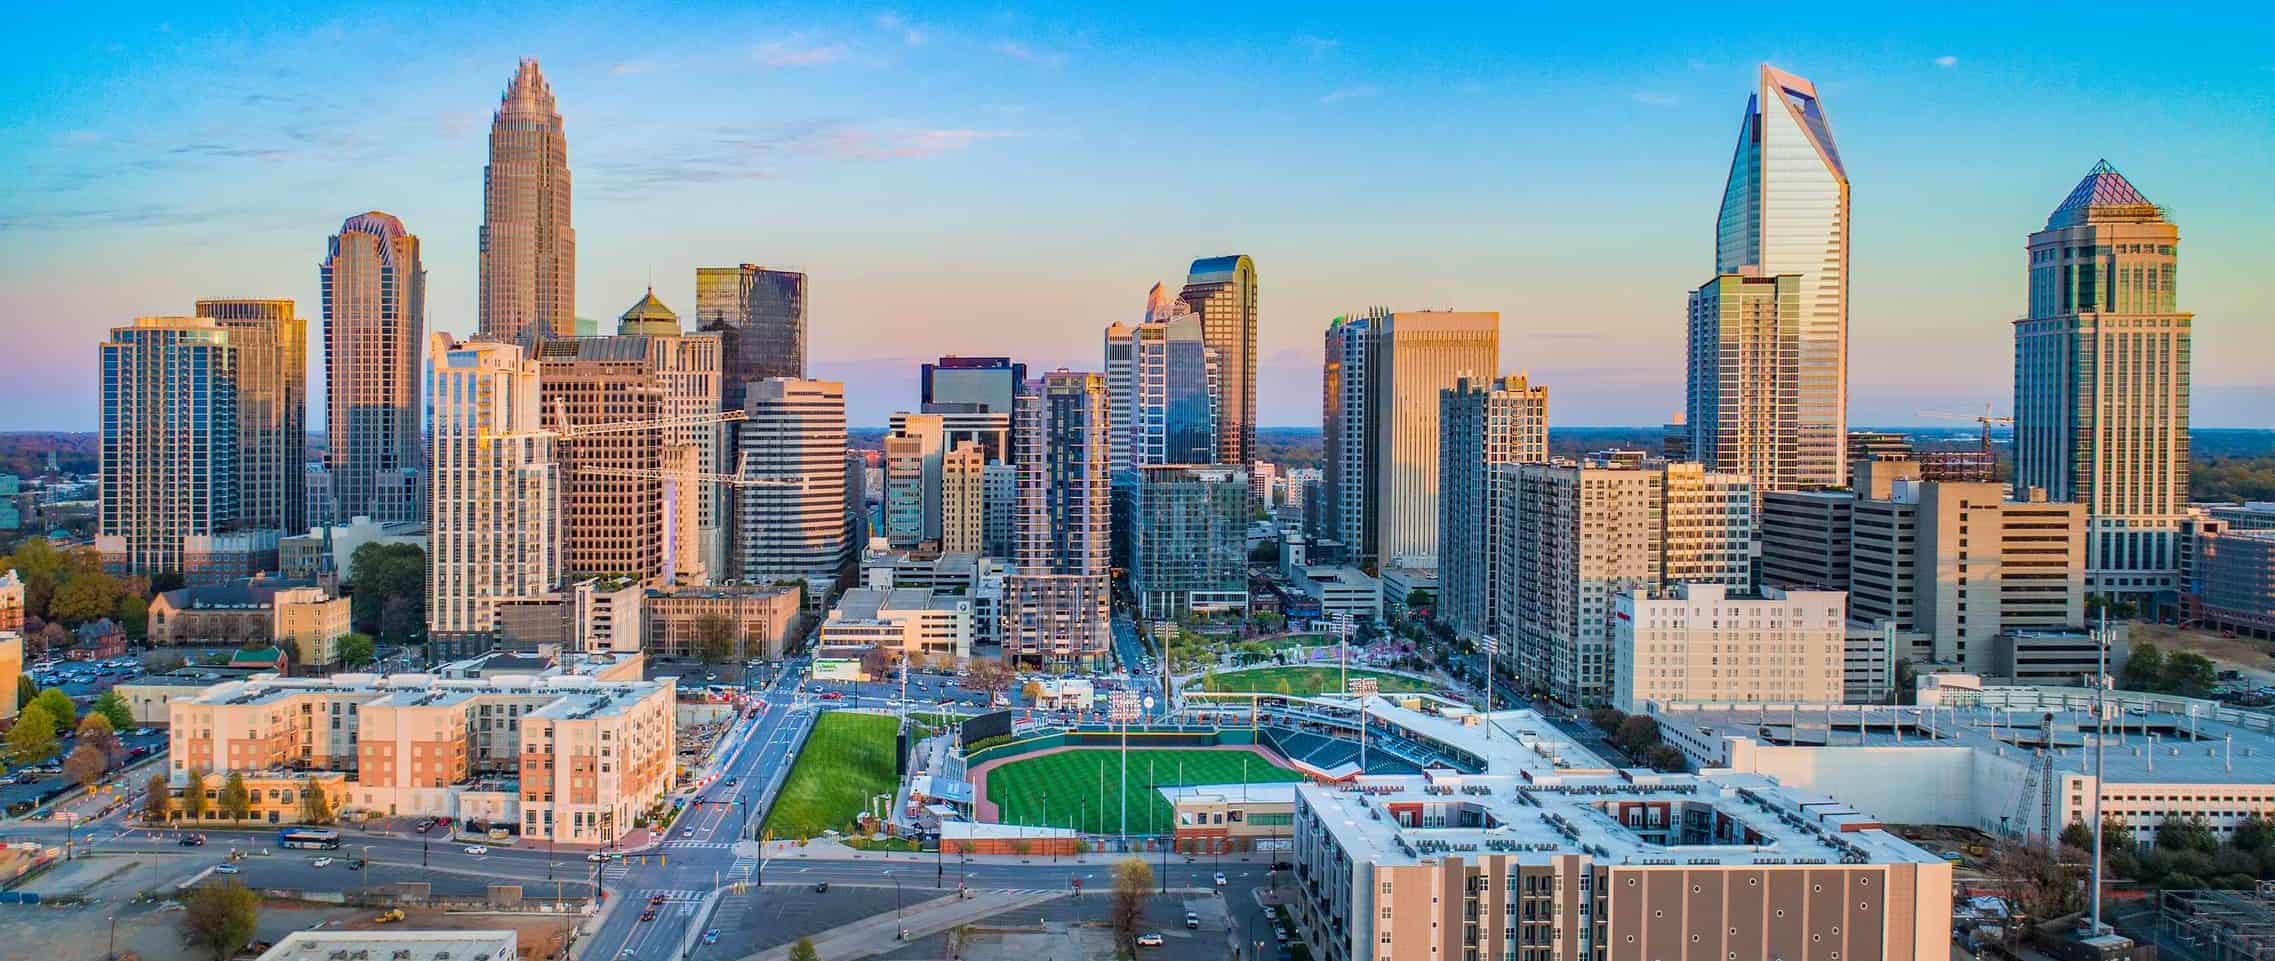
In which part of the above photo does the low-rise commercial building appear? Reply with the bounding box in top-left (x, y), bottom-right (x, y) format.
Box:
top-left (256, 930), bottom-right (517, 961)
top-left (642, 584), bottom-right (802, 660)
top-left (819, 587), bottom-right (973, 664)
top-left (148, 577), bottom-right (319, 647)
top-left (272, 587), bottom-right (350, 672)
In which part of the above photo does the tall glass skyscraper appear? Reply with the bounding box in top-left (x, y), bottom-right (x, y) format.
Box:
top-left (696, 264), bottom-right (807, 412)
top-left (2014, 161), bottom-right (2191, 604)
top-left (1690, 63), bottom-right (1849, 493)
top-left (479, 59), bottom-right (575, 343)
top-left (1179, 255), bottom-right (1258, 466)
top-left (97, 317), bottom-right (240, 575)
top-left (196, 298), bottom-right (307, 534)
top-left (322, 211), bottom-right (425, 524)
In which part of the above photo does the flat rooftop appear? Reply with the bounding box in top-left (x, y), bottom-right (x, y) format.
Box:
top-left (1300, 767), bottom-right (1941, 869)
top-left (1161, 782), bottom-right (1298, 806)
top-left (832, 586), bottom-right (965, 618)
top-left (1660, 701), bottom-right (2275, 785)
top-left (258, 930), bottom-right (515, 961)
top-left (189, 673), bottom-right (667, 718)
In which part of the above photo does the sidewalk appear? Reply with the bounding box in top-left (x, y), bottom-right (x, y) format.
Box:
top-left (769, 836), bottom-right (1283, 869)
top-left (733, 889), bottom-right (1065, 961)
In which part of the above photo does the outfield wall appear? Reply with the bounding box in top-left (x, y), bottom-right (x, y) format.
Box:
top-left (963, 726), bottom-right (1259, 768)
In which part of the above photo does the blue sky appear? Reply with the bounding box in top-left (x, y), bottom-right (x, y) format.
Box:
top-left (5, 3), bottom-right (2272, 430)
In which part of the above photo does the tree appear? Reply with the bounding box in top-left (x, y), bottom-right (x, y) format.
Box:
top-left (963, 658), bottom-right (1013, 700)
top-left (2232, 815), bottom-right (2273, 852)
top-left (13, 675), bottom-right (34, 712)
top-left (1588, 707), bottom-right (1623, 735)
top-left (1109, 856), bottom-right (1154, 956)
top-left (1643, 744), bottom-right (1689, 772)
top-left (1986, 839), bottom-right (2085, 943)
top-left (297, 783), bottom-right (335, 825)
top-left (859, 645), bottom-right (893, 682)
top-left (5, 703), bottom-right (57, 765)
top-left (179, 879), bottom-right (261, 961)
top-left (218, 773), bottom-right (252, 823)
top-left (114, 589), bottom-right (150, 638)
top-left (786, 938), bottom-right (821, 961)
top-left (2119, 642), bottom-right (2164, 691)
top-left (1614, 715), bottom-right (1662, 754)
top-left (336, 632), bottom-right (375, 668)
top-left (144, 772), bottom-right (174, 822)
top-left (2158, 814), bottom-right (2219, 853)
top-left (48, 570), bottom-right (124, 625)
top-left (31, 687), bottom-right (76, 734)
top-left (1404, 589), bottom-right (1431, 613)
top-left (91, 688), bottom-right (134, 732)
top-left (348, 542), bottom-right (426, 640)
top-left (2161, 652), bottom-right (2218, 698)
top-left (63, 743), bottom-right (108, 788)
top-left (181, 769), bottom-right (210, 820)
top-left (30, 622), bottom-right (68, 659)
top-left (691, 613), bottom-right (737, 664)
top-left (77, 712), bottom-right (122, 763)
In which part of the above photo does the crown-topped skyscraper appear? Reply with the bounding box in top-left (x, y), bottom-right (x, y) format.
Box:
top-left (479, 58), bottom-right (575, 343)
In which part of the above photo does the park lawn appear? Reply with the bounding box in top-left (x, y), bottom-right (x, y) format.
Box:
top-left (1199, 666), bottom-right (1436, 697)
top-left (762, 711), bottom-right (900, 839)
top-left (985, 748), bottom-right (1305, 836)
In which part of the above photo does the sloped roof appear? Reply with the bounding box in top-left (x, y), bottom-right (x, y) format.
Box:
top-left (2048, 159), bottom-right (2160, 227)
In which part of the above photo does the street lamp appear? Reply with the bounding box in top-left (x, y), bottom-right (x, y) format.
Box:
top-left (885, 870), bottom-right (903, 920)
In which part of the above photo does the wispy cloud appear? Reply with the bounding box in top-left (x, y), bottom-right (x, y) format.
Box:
top-left (876, 13), bottom-right (925, 46)
top-left (1319, 84), bottom-right (1377, 104)
top-left (807, 127), bottom-right (1014, 161)
top-left (991, 40), bottom-right (1065, 66)
top-left (611, 60), bottom-right (657, 76)
top-left (1293, 33), bottom-right (1339, 57)
top-left (1934, 55), bottom-right (1959, 68)
top-left (1631, 90), bottom-right (1681, 107)
top-left (753, 40), bottom-right (847, 68)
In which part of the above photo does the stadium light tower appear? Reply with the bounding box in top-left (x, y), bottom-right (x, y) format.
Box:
top-left (1109, 690), bottom-right (1142, 848)
top-left (1480, 635), bottom-right (1498, 740)
top-left (1349, 677), bottom-right (1379, 774)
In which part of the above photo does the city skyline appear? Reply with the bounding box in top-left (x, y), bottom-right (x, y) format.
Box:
top-left (7, 7), bottom-right (2274, 432)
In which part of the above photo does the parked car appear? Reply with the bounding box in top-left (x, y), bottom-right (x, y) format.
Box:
top-left (1137, 933), bottom-right (1164, 947)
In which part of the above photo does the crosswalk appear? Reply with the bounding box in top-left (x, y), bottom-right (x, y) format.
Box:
top-left (638, 888), bottom-right (709, 902)
top-left (658, 840), bottom-right (734, 850)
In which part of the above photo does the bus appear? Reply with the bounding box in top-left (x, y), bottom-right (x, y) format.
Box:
top-left (278, 828), bottom-right (341, 850)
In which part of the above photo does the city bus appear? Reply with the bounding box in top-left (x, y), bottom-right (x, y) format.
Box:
top-left (278, 828), bottom-right (341, 850)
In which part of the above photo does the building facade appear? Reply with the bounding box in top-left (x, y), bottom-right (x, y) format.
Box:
top-left (2013, 161), bottom-right (2191, 604)
top-left (696, 264), bottom-right (806, 410)
top-left (98, 317), bottom-right (239, 575)
top-left (196, 299), bottom-right (307, 534)
top-left (1693, 63), bottom-right (1850, 492)
top-left (919, 355), bottom-right (1023, 414)
top-left (1179, 255), bottom-right (1258, 466)
top-left (1131, 464), bottom-right (1250, 619)
top-left (427, 336), bottom-right (561, 658)
top-left (1005, 371), bottom-right (1112, 665)
top-left (323, 212), bottom-right (426, 525)
top-left (642, 584), bottom-right (803, 660)
top-left (478, 59), bottom-right (575, 342)
top-left (1372, 311), bottom-right (1499, 566)
top-left (1437, 374), bottom-right (1549, 640)
top-left (1317, 310), bottom-right (1382, 568)
top-left (941, 441), bottom-right (985, 555)
top-left (819, 587), bottom-right (973, 664)
top-left (732, 379), bottom-right (849, 584)
top-left (1614, 583), bottom-right (1848, 711)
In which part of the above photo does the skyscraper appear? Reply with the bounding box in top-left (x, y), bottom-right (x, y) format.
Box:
top-left (1318, 310), bottom-right (1383, 566)
top-left (733, 379), bottom-right (849, 583)
top-left (1503, 460), bottom-right (1754, 706)
top-left (196, 298), bottom-right (307, 534)
top-left (536, 337), bottom-right (668, 582)
top-left (1179, 255), bottom-right (1257, 466)
top-left (2014, 161), bottom-right (2191, 603)
top-left (1105, 310), bottom-right (1218, 472)
top-left (942, 441), bottom-right (985, 554)
top-left (1437, 374), bottom-right (1549, 640)
top-left (1131, 464), bottom-right (1249, 620)
top-left (427, 335), bottom-right (560, 658)
top-left (919, 355), bottom-right (1024, 414)
top-left (1690, 64), bottom-right (1849, 492)
top-left (697, 265), bottom-right (806, 411)
top-left (479, 59), bottom-right (575, 342)
top-left (1371, 311), bottom-right (1499, 564)
top-left (97, 317), bottom-right (239, 575)
top-left (321, 211), bottom-right (425, 524)
top-left (1005, 371), bottom-right (1112, 666)
top-left (881, 413), bottom-right (945, 548)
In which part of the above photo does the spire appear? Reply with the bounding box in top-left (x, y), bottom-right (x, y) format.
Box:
top-left (499, 58), bottom-right (557, 115)
top-left (2047, 159), bottom-right (2160, 228)
top-left (617, 286), bottom-right (680, 336)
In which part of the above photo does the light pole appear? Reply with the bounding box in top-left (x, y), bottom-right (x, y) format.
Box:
top-left (1480, 635), bottom-right (1497, 740)
top-left (1109, 691), bottom-right (1139, 850)
top-left (1349, 676), bottom-right (1379, 776)
top-left (886, 870), bottom-right (903, 921)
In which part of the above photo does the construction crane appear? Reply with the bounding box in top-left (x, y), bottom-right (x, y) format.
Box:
top-left (1919, 405), bottom-right (2014, 458)
top-left (548, 402), bottom-right (747, 440)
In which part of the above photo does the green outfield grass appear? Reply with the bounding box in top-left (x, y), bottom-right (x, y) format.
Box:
top-left (761, 711), bottom-right (899, 839)
top-left (1198, 666), bottom-right (1437, 697)
top-left (984, 747), bottom-right (1306, 836)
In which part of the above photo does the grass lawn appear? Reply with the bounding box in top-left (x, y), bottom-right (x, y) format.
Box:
top-left (762, 711), bottom-right (900, 839)
top-left (985, 748), bottom-right (1305, 835)
top-left (1198, 666), bottom-right (1436, 697)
